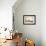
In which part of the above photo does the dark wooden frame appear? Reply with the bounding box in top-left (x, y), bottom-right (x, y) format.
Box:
top-left (23, 15), bottom-right (36, 25)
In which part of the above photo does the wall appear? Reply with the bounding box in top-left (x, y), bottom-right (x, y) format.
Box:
top-left (0, 0), bottom-right (16, 30)
top-left (41, 0), bottom-right (46, 46)
top-left (13, 0), bottom-right (41, 46)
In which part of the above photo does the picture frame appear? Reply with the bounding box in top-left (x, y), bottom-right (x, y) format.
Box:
top-left (23, 15), bottom-right (36, 25)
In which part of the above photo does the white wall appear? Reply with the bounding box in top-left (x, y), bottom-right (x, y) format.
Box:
top-left (41, 0), bottom-right (46, 46)
top-left (13, 0), bottom-right (41, 46)
top-left (13, 0), bottom-right (46, 46)
top-left (0, 0), bottom-right (16, 30)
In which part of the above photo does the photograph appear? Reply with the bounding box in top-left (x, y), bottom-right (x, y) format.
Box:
top-left (23, 15), bottom-right (36, 25)
top-left (0, 0), bottom-right (46, 46)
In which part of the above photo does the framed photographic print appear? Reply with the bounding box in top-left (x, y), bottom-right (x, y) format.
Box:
top-left (23, 15), bottom-right (36, 25)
